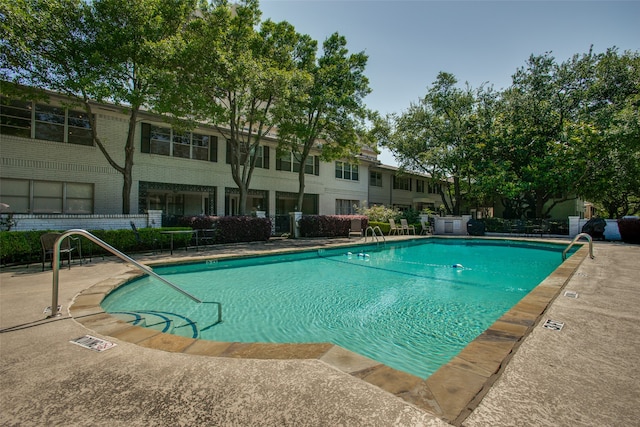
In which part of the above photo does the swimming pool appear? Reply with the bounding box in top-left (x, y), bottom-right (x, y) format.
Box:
top-left (101, 238), bottom-right (574, 378)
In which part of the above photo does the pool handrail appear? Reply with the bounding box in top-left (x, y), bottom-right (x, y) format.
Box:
top-left (563, 232), bottom-right (594, 261)
top-left (48, 229), bottom-right (221, 325)
top-left (364, 226), bottom-right (386, 244)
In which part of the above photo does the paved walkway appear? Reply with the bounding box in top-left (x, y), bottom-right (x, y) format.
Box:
top-left (1, 237), bottom-right (638, 426)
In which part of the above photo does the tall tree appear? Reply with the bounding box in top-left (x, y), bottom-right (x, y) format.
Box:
top-left (1, 0), bottom-right (195, 214)
top-left (496, 52), bottom-right (590, 218)
top-left (276, 32), bottom-right (371, 211)
top-left (164, 0), bottom-right (310, 215)
top-left (379, 72), bottom-right (486, 215)
top-left (574, 48), bottom-right (640, 217)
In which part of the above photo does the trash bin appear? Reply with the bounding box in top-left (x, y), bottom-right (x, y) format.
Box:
top-left (467, 219), bottom-right (485, 236)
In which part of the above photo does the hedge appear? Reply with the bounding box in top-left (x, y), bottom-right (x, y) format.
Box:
top-left (298, 215), bottom-right (369, 238)
top-left (179, 216), bottom-right (271, 244)
top-left (0, 227), bottom-right (191, 267)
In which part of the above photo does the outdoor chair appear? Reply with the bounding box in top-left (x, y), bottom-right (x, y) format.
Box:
top-left (349, 218), bottom-right (363, 238)
top-left (40, 232), bottom-right (75, 271)
top-left (196, 229), bottom-right (216, 250)
top-left (400, 219), bottom-right (416, 235)
top-left (420, 219), bottom-right (433, 235)
top-left (388, 218), bottom-right (402, 235)
top-left (130, 221), bottom-right (160, 254)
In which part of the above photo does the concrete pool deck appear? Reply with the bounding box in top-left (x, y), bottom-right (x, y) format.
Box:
top-left (1, 236), bottom-right (639, 426)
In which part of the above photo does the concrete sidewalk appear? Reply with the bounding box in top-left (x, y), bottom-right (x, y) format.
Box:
top-left (1, 238), bottom-right (638, 426)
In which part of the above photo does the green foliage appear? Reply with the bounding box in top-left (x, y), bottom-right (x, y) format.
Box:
top-left (1, 0), bottom-right (196, 214)
top-left (0, 227), bottom-right (194, 266)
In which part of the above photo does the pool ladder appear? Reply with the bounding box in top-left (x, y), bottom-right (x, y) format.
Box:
top-left (46, 229), bottom-right (222, 329)
top-left (563, 232), bottom-right (594, 260)
top-left (364, 226), bottom-right (386, 245)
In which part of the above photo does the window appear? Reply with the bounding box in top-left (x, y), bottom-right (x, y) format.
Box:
top-left (0, 98), bottom-right (31, 138)
top-left (336, 199), bottom-right (360, 215)
top-left (141, 123), bottom-right (217, 162)
top-left (0, 178), bottom-right (93, 214)
top-left (393, 176), bottom-right (411, 191)
top-left (1, 97), bottom-right (93, 146)
top-left (416, 179), bottom-right (425, 193)
top-left (427, 181), bottom-right (441, 194)
top-left (335, 161), bottom-right (359, 181)
top-left (225, 141), bottom-right (269, 169)
top-left (277, 152), bottom-right (319, 175)
top-left (370, 171), bottom-right (383, 187)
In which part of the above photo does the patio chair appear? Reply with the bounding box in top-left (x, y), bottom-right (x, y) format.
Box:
top-left (130, 221), bottom-right (160, 254)
top-left (400, 219), bottom-right (416, 235)
top-left (40, 232), bottom-right (75, 271)
top-left (349, 218), bottom-right (363, 238)
top-left (388, 218), bottom-right (402, 235)
top-left (420, 219), bottom-right (433, 235)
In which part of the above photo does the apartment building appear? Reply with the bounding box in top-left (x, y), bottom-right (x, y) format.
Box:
top-left (1, 92), bottom-right (443, 227)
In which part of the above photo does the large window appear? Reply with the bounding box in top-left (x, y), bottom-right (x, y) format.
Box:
top-left (393, 176), bottom-right (411, 191)
top-left (416, 179), bottom-right (425, 193)
top-left (370, 171), bottom-right (383, 187)
top-left (335, 161), bottom-right (359, 181)
top-left (1, 97), bottom-right (93, 146)
top-left (0, 178), bottom-right (93, 214)
top-left (335, 199), bottom-right (360, 215)
top-left (277, 152), bottom-right (319, 175)
top-left (141, 123), bottom-right (217, 162)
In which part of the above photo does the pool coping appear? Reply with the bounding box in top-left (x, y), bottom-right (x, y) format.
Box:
top-left (68, 237), bottom-right (589, 426)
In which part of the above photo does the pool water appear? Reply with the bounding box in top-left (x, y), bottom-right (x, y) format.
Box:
top-left (101, 239), bottom-right (572, 378)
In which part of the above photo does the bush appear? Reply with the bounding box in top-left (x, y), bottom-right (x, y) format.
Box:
top-left (298, 215), bottom-right (368, 238)
top-left (618, 217), bottom-right (640, 244)
top-left (356, 204), bottom-right (399, 223)
top-left (213, 216), bottom-right (271, 243)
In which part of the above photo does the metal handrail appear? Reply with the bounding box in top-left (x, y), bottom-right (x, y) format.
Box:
top-left (49, 229), bottom-right (222, 326)
top-left (563, 232), bottom-right (594, 261)
top-left (364, 226), bottom-right (386, 245)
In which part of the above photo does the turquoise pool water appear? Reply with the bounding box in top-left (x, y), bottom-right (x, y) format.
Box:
top-left (101, 239), bottom-right (572, 378)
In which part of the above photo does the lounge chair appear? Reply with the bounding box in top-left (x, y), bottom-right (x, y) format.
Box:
top-left (420, 219), bottom-right (433, 235)
top-left (400, 219), bottom-right (416, 235)
top-left (349, 218), bottom-right (363, 238)
top-left (388, 218), bottom-right (402, 235)
top-left (40, 232), bottom-right (75, 271)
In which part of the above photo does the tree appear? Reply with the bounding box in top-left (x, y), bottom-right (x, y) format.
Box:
top-left (379, 72), bottom-right (487, 215)
top-left (162, 0), bottom-right (311, 215)
top-left (0, 0), bottom-right (195, 214)
top-left (277, 32), bottom-right (371, 211)
top-left (495, 52), bottom-right (590, 219)
top-left (573, 48), bottom-right (640, 217)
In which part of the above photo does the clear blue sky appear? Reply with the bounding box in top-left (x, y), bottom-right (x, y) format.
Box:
top-left (260, 0), bottom-right (639, 165)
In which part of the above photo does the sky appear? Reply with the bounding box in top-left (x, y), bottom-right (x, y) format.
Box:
top-left (259, 0), bottom-right (640, 165)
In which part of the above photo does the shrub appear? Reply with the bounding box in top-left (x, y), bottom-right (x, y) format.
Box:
top-left (210, 216), bottom-right (271, 243)
top-left (356, 204), bottom-right (399, 223)
top-left (298, 215), bottom-right (368, 238)
top-left (618, 217), bottom-right (640, 244)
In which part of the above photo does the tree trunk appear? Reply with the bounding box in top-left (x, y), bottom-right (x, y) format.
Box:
top-left (122, 108), bottom-right (139, 214)
top-left (296, 161), bottom-right (306, 212)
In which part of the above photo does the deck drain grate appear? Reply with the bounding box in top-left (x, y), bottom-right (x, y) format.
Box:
top-left (564, 290), bottom-right (579, 298)
top-left (542, 319), bottom-right (565, 331)
top-left (70, 335), bottom-right (117, 352)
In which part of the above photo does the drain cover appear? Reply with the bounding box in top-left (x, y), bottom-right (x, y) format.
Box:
top-left (70, 335), bottom-right (117, 352)
top-left (542, 319), bottom-right (565, 331)
top-left (564, 291), bottom-right (579, 298)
